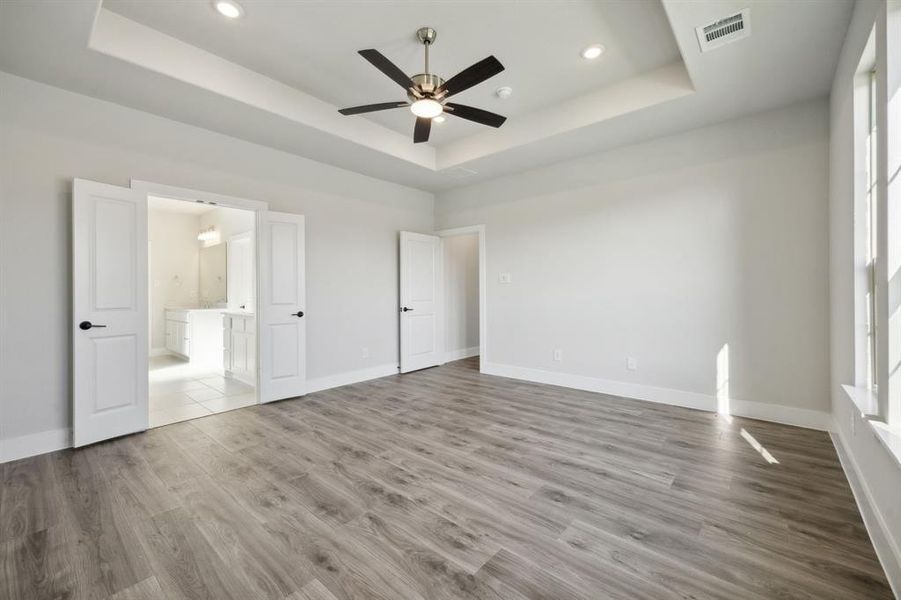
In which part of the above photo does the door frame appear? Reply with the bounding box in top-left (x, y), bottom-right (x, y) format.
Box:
top-left (434, 225), bottom-right (487, 371)
top-left (130, 179), bottom-right (268, 406)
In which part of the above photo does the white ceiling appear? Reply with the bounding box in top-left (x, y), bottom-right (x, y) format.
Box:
top-left (0, 1), bottom-right (853, 192)
top-left (103, 0), bottom-right (682, 146)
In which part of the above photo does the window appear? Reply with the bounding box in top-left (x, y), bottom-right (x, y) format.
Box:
top-left (852, 27), bottom-right (877, 395)
top-left (865, 69), bottom-right (878, 390)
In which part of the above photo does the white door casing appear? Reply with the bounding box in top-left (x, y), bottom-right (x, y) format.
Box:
top-left (399, 231), bottom-right (443, 373)
top-left (259, 211), bottom-right (306, 402)
top-left (72, 179), bottom-right (148, 447)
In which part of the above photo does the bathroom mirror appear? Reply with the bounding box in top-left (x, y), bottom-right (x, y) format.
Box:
top-left (199, 243), bottom-right (227, 306)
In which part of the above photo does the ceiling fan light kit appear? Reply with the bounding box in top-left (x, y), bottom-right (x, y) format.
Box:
top-left (338, 26), bottom-right (507, 143)
top-left (410, 98), bottom-right (443, 118)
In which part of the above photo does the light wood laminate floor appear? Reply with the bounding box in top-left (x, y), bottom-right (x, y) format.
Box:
top-left (0, 358), bottom-right (892, 599)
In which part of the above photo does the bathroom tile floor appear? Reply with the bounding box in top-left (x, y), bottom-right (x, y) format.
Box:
top-left (148, 355), bottom-right (256, 428)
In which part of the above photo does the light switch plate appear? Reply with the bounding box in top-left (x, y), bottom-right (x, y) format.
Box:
top-left (627, 357), bottom-right (637, 371)
top-left (499, 272), bottom-right (512, 284)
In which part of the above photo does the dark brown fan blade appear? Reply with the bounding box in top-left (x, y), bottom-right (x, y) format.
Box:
top-left (338, 101), bottom-right (408, 115)
top-left (358, 49), bottom-right (413, 90)
top-left (437, 56), bottom-right (504, 98)
top-left (445, 103), bottom-right (507, 128)
top-left (413, 117), bottom-right (432, 143)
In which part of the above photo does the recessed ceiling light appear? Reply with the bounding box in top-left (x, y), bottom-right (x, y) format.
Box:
top-left (214, 0), bottom-right (243, 19)
top-left (495, 86), bottom-right (513, 99)
top-left (433, 115), bottom-right (446, 124)
top-left (581, 44), bottom-right (605, 60)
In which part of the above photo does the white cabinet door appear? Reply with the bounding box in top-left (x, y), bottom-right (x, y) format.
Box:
top-left (259, 212), bottom-right (306, 402)
top-left (72, 179), bottom-right (148, 447)
top-left (399, 231), bottom-right (443, 373)
top-left (178, 321), bottom-right (190, 357)
top-left (233, 329), bottom-right (247, 375)
top-left (165, 320), bottom-right (176, 353)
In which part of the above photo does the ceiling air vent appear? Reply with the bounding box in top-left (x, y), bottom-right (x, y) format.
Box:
top-left (695, 9), bottom-right (750, 52)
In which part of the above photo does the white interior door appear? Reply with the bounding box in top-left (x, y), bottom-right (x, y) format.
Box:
top-left (72, 179), bottom-right (148, 447)
top-left (400, 231), bottom-right (443, 373)
top-left (259, 211), bottom-right (306, 402)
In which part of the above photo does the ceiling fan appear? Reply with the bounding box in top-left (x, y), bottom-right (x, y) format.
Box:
top-left (338, 27), bottom-right (507, 144)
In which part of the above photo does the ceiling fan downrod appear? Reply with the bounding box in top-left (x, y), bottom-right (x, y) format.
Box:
top-left (413, 27), bottom-right (442, 98)
top-left (417, 27), bottom-right (437, 76)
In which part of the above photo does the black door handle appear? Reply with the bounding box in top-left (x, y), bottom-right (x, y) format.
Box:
top-left (79, 321), bottom-right (106, 330)
top-left (292, 311), bottom-right (304, 318)
top-left (401, 307), bottom-right (414, 312)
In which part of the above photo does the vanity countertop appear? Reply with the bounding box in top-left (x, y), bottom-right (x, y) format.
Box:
top-left (220, 310), bottom-right (255, 317)
top-left (164, 306), bottom-right (226, 312)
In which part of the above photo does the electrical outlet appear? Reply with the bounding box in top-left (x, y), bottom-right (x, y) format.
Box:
top-left (553, 349), bottom-right (563, 362)
top-left (627, 357), bottom-right (637, 371)
top-left (499, 272), bottom-right (512, 284)
top-left (361, 347), bottom-right (369, 359)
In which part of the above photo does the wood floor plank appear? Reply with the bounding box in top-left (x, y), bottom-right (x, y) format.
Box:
top-left (134, 507), bottom-right (257, 600)
top-left (0, 357), bottom-right (891, 599)
top-left (1, 526), bottom-right (87, 600)
top-left (261, 509), bottom-right (428, 600)
top-left (342, 511), bottom-right (518, 600)
top-left (50, 448), bottom-right (154, 598)
top-left (288, 579), bottom-right (342, 600)
top-left (0, 454), bottom-right (60, 540)
top-left (108, 576), bottom-right (165, 600)
top-left (475, 548), bottom-right (592, 600)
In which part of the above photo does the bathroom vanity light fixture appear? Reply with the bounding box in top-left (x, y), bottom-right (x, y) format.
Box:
top-left (197, 227), bottom-right (220, 243)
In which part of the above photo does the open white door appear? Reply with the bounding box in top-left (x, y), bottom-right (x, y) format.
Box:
top-left (399, 231), bottom-right (443, 373)
top-left (72, 179), bottom-right (148, 447)
top-left (259, 211), bottom-right (306, 402)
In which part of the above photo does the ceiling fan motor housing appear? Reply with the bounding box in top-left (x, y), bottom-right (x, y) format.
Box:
top-left (408, 73), bottom-right (445, 101)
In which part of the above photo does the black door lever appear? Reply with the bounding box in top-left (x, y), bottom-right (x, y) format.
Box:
top-left (79, 321), bottom-right (106, 330)
top-left (401, 307), bottom-right (414, 312)
top-left (292, 311), bottom-right (304, 318)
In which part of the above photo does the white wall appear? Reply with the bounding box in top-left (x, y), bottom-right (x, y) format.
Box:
top-left (829, 0), bottom-right (901, 591)
top-left (443, 233), bottom-right (479, 358)
top-left (436, 99), bottom-right (831, 428)
top-left (0, 72), bottom-right (433, 450)
top-left (148, 209), bottom-right (201, 350)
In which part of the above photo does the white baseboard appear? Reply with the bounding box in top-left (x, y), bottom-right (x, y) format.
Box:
top-left (149, 347), bottom-right (171, 357)
top-left (831, 426), bottom-right (901, 596)
top-left (0, 427), bottom-right (71, 464)
top-left (306, 363), bottom-right (399, 394)
top-left (481, 362), bottom-right (829, 431)
top-left (445, 346), bottom-right (479, 362)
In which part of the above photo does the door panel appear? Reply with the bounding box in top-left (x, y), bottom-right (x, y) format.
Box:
top-left (73, 179), bottom-right (148, 447)
top-left (400, 231), bottom-right (443, 373)
top-left (260, 211), bottom-right (306, 402)
top-left (93, 336), bottom-right (138, 411)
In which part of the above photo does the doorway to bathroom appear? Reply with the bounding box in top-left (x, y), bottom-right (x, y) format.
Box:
top-left (72, 178), bottom-right (307, 447)
top-left (147, 195), bottom-right (258, 428)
